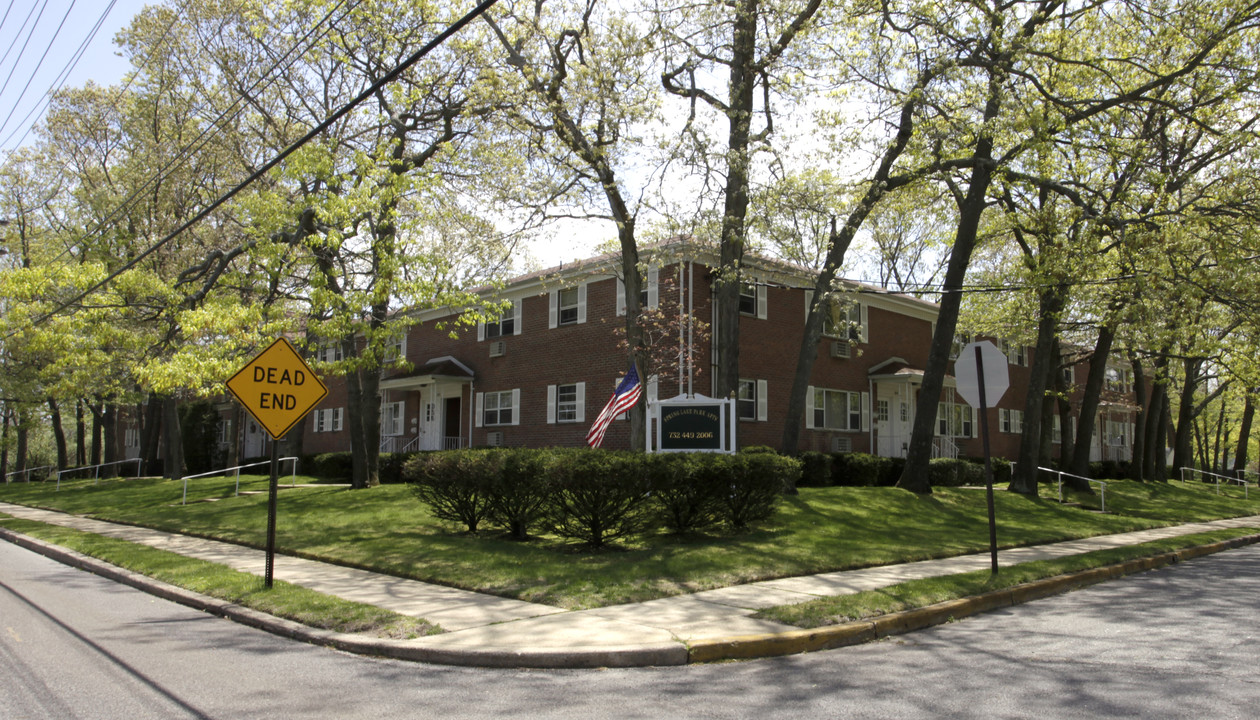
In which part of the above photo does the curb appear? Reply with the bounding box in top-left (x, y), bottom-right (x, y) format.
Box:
top-left (4, 524), bottom-right (1257, 668)
top-left (686, 532), bottom-right (1260, 664)
top-left (0, 526), bottom-right (685, 669)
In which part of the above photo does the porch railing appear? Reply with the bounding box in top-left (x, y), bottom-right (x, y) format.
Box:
top-left (932, 436), bottom-right (959, 459)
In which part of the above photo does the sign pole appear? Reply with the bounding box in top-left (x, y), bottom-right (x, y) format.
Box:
top-left (974, 345), bottom-right (999, 575)
top-left (264, 433), bottom-right (282, 589)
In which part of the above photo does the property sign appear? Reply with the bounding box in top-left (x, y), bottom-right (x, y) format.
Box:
top-left (655, 396), bottom-right (735, 453)
top-left (954, 340), bottom-right (1009, 408)
top-left (225, 337), bottom-right (328, 440)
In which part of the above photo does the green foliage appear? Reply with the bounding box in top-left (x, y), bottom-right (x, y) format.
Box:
top-left (378, 452), bottom-right (422, 485)
top-left (545, 450), bottom-right (654, 547)
top-left (178, 400), bottom-right (223, 475)
top-left (797, 451), bottom-right (833, 487)
top-left (698, 453), bottom-right (798, 530)
top-left (489, 448), bottom-right (552, 540)
top-left (404, 450), bottom-right (499, 533)
top-left (832, 452), bottom-right (893, 487)
top-left (928, 458), bottom-right (984, 487)
top-left (645, 453), bottom-right (720, 534)
top-left (304, 453), bottom-right (354, 482)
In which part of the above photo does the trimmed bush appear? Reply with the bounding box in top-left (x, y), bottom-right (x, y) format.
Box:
top-left (305, 452), bottom-right (354, 482)
top-left (832, 452), bottom-right (882, 487)
top-left (489, 448), bottom-right (552, 540)
top-left (698, 453), bottom-right (797, 530)
top-left (928, 458), bottom-right (984, 487)
top-left (404, 450), bottom-right (499, 533)
top-left (545, 449), bottom-right (654, 547)
top-left (646, 453), bottom-right (721, 534)
top-left (797, 451), bottom-right (832, 487)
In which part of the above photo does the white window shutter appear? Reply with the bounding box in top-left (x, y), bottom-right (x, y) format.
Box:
top-left (806, 386), bottom-right (816, 429)
top-left (477, 320), bottom-right (485, 342)
top-left (548, 291), bottom-right (558, 329)
top-left (648, 268), bottom-right (659, 309)
top-left (860, 303), bottom-right (869, 342)
top-left (757, 379), bottom-right (768, 422)
top-left (576, 382), bottom-right (586, 423)
top-left (861, 392), bottom-right (870, 432)
top-left (577, 284), bottom-right (587, 324)
top-left (972, 408), bottom-right (979, 438)
top-left (335, 408), bottom-right (344, 432)
top-left (616, 278), bottom-right (626, 316)
top-left (999, 409), bottom-right (1008, 432)
top-left (757, 284), bottom-right (768, 320)
top-left (805, 289), bottom-right (813, 319)
top-left (511, 389), bottom-right (521, 426)
top-left (547, 385), bottom-right (556, 424)
top-left (475, 393), bottom-right (484, 428)
top-left (514, 299), bottom-right (523, 335)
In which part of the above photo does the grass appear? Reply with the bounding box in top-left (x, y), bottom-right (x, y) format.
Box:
top-left (755, 527), bottom-right (1258, 628)
top-left (2, 474), bottom-right (1258, 609)
top-left (0, 513), bottom-right (439, 638)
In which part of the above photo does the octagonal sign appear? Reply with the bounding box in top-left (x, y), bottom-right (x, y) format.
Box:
top-left (954, 340), bottom-right (1009, 409)
top-left (226, 337), bottom-right (328, 440)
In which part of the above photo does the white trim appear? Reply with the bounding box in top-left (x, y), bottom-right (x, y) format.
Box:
top-left (576, 382), bottom-right (586, 423)
top-left (513, 299), bottom-right (523, 335)
top-left (511, 389), bottom-right (521, 426)
top-left (756, 283), bottom-right (767, 320)
top-left (547, 385), bottom-right (557, 424)
top-left (757, 379), bottom-right (768, 422)
top-left (548, 290), bottom-right (558, 329)
top-left (576, 284), bottom-right (587, 324)
top-left (475, 393), bottom-right (484, 428)
top-left (806, 385), bottom-right (816, 429)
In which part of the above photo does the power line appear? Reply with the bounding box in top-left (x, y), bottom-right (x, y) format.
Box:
top-left (13, 0), bottom-right (502, 337)
top-left (0, 0), bottom-right (76, 139)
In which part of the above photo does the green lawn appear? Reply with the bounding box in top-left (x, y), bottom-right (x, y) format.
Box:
top-left (2, 474), bottom-right (1257, 609)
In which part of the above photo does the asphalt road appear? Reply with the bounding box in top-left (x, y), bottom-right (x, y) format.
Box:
top-left (3, 538), bottom-right (1259, 719)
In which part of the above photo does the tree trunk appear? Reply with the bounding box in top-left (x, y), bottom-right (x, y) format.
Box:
top-left (1233, 391), bottom-right (1255, 475)
top-left (1129, 356), bottom-right (1147, 481)
top-left (1155, 393), bottom-right (1171, 481)
top-left (1, 404), bottom-right (10, 479)
top-left (90, 403), bottom-right (103, 466)
top-left (141, 396), bottom-right (163, 476)
top-left (161, 397), bottom-right (184, 480)
top-left (1069, 324), bottom-right (1115, 477)
top-left (75, 400), bottom-right (87, 466)
top-left (48, 398), bottom-right (68, 471)
top-left (1013, 285), bottom-right (1066, 494)
top-left (1171, 357), bottom-right (1203, 472)
top-left (103, 403), bottom-right (119, 467)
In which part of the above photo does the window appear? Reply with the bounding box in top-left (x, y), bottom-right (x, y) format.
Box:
top-left (549, 383), bottom-right (585, 423)
top-left (812, 388), bottom-right (862, 431)
top-left (550, 285), bottom-right (586, 328)
top-left (313, 408), bottom-right (344, 433)
top-left (558, 288), bottom-right (579, 325)
top-left (385, 335), bottom-right (405, 363)
top-left (1053, 415), bottom-right (1062, 444)
top-left (482, 390), bottom-right (516, 426)
top-left (739, 282), bottom-right (757, 315)
top-left (1062, 366), bottom-right (1074, 386)
top-left (1105, 367), bottom-right (1130, 394)
top-left (319, 344), bottom-right (343, 363)
top-left (876, 400), bottom-right (890, 423)
top-left (999, 340), bottom-right (1028, 366)
top-left (1106, 420), bottom-right (1129, 446)
top-left (381, 401), bottom-right (404, 436)
top-left (485, 304), bottom-right (515, 338)
top-left (822, 299), bottom-right (864, 342)
top-left (1000, 408), bottom-right (1023, 434)
top-left (950, 333), bottom-right (973, 360)
top-left (125, 426), bottom-right (140, 448)
top-left (738, 380), bottom-right (757, 421)
top-left (617, 268), bottom-right (659, 315)
top-left (937, 402), bottom-right (974, 437)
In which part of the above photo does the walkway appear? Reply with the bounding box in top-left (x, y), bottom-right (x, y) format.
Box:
top-left (3, 501), bottom-right (1258, 667)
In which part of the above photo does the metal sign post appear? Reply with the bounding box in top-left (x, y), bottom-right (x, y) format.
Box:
top-left (955, 340), bottom-right (1009, 575)
top-left (225, 337), bottom-right (327, 590)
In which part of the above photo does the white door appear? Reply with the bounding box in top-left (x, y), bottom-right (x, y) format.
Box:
top-left (418, 387), bottom-right (444, 451)
top-left (875, 383), bottom-right (911, 458)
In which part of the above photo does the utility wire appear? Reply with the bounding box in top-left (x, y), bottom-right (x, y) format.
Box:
top-left (0, 0), bottom-right (48, 104)
top-left (0, 0), bottom-right (117, 152)
top-left (15, 0), bottom-right (501, 336)
top-left (0, 0), bottom-right (76, 139)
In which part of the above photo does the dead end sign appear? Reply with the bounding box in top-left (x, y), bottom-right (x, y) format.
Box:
top-left (226, 337), bottom-right (328, 440)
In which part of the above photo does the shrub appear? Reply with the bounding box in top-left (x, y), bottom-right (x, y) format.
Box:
top-left (646, 453), bottom-right (721, 534)
top-left (877, 455), bottom-right (906, 486)
top-left (740, 445), bottom-right (778, 454)
top-left (488, 448), bottom-right (553, 540)
top-left (1089, 460), bottom-right (1130, 480)
top-left (404, 450), bottom-right (499, 533)
top-left (797, 451), bottom-right (832, 487)
top-left (832, 452), bottom-right (882, 487)
top-left (305, 452), bottom-right (354, 482)
top-left (545, 449), bottom-right (654, 547)
top-left (698, 453), bottom-right (796, 530)
top-left (379, 452), bottom-right (423, 484)
top-left (928, 458), bottom-right (984, 487)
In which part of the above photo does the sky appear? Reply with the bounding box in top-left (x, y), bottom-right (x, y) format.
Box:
top-left (0, 0), bottom-right (151, 154)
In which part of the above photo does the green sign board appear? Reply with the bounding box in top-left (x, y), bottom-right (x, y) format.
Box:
top-left (658, 402), bottom-right (726, 452)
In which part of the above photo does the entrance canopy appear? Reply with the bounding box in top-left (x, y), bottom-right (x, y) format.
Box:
top-left (380, 355), bottom-right (475, 391)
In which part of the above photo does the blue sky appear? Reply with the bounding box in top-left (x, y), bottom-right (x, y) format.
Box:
top-left (0, 0), bottom-right (149, 152)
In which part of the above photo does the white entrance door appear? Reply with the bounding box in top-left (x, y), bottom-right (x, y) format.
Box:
top-left (417, 386), bottom-right (444, 451)
top-left (875, 382), bottom-right (911, 458)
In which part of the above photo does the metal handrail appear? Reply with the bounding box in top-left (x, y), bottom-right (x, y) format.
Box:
top-left (1039, 466), bottom-right (1108, 513)
top-left (181, 457), bottom-right (299, 505)
top-left (5, 464), bottom-right (55, 483)
top-left (1179, 467), bottom-right (1250, 499)
top-left (56, 458), bottom-right (143, 490)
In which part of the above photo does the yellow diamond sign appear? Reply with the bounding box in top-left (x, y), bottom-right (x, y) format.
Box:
top-left (226, 337), bottom-right (328, 440)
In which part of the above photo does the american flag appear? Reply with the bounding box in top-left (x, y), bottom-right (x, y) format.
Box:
top-left (586, 364), bottom-right (642, 448)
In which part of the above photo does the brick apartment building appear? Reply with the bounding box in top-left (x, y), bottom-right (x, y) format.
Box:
top-left (215, 240), bottom-right (1138, 464)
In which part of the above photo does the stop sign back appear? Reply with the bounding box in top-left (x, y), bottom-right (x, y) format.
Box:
top-left (954, 340), bottom-right (1009, 408)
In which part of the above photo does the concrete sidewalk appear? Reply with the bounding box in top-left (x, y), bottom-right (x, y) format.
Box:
top-left (3, 501), bottom-right (1259, 668)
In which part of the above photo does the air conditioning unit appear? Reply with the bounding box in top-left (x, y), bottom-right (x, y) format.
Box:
top-left (489, 340), bottom-right (506, 358)
top-left (832, 436), bottom-right (852, 453)
top-left (486, 431), bottom-right (504, 447)
top-left (831, 340), bottom-right (851, 359)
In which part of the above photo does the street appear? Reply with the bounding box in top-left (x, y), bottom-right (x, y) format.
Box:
top-left (3, 538), bottom-right (1258, 719)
